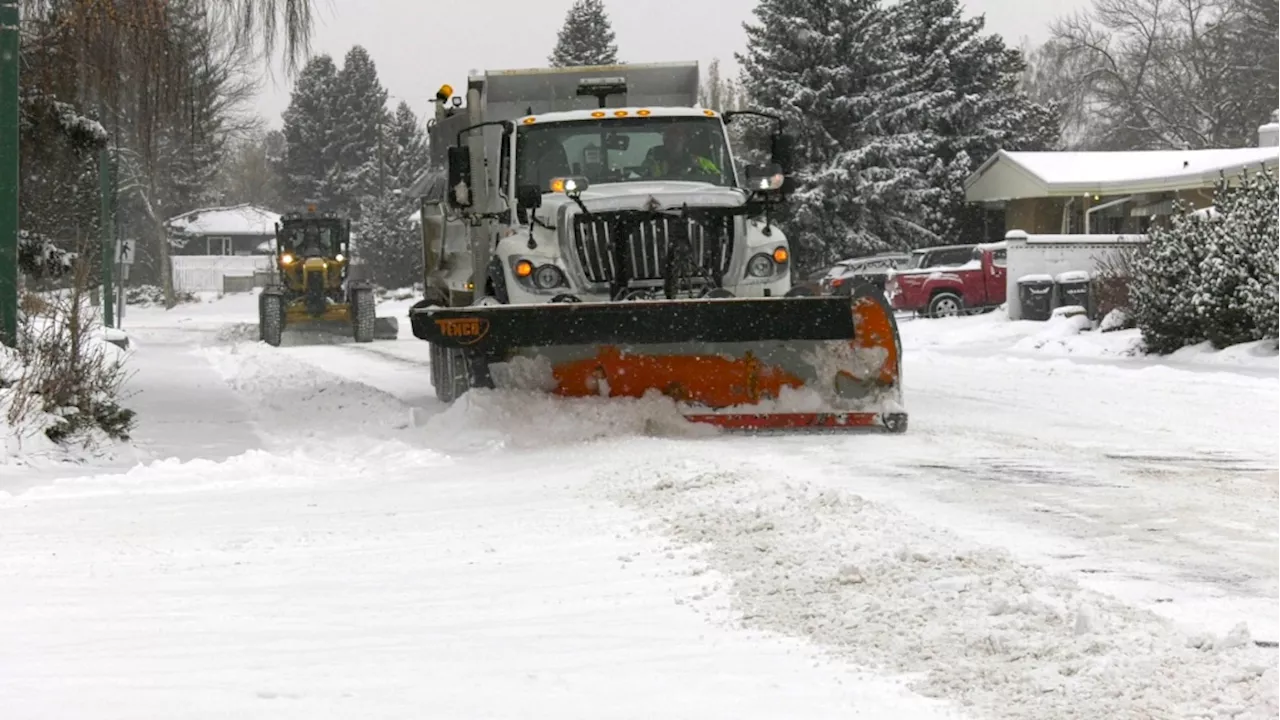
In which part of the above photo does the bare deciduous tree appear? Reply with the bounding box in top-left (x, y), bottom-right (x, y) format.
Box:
top-left (1043, 0), bottom-right (1278, 150)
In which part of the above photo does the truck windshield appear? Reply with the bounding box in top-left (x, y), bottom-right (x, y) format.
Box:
top-left (516, 116), bottom-right (734, 192)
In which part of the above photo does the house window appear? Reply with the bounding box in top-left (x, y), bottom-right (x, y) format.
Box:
top-left (206, 236), bottom-right (232, 255)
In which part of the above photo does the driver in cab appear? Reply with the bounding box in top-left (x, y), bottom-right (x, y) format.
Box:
top-left (642, 123), bottom-right (722, 181)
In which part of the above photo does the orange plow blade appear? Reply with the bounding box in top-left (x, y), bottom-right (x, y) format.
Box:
top-left (409, 285), bottom-right (907, 433)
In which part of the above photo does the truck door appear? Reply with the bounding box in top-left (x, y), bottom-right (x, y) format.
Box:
top-left (987, 248), bottom-right (1008, 304)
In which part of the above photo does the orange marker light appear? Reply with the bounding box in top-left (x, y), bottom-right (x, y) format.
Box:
top-left (772, 247), bottom-right (789, 264)
top-left (515, 260), bottom-right (534, 278)
top-left (549, 178), bottom-right (566, 193)
top-left (637, 109), bottom-right (651, 116)
top-left (613, 110), bottom-right (628, 117)
top-left (591, 111), bottom-right (606, 118)
top-left (522, 117), bottom-right (537, 124)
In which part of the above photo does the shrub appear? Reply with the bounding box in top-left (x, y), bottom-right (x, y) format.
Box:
top-left (4, 251), bottom-right (136, 446)
top-left (1129, 206), bottom-right (1214, 353)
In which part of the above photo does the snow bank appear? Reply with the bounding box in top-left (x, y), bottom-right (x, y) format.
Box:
top-left (597, 457), bottom-right (1279, 720)
top-left (901, 310), bottom-right (1279, 372)
top-left (1, 320), bottom-right (135, 468)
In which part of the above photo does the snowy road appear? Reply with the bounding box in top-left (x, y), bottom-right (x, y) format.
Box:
top-left (1, 293), bottom-right (1275, 719)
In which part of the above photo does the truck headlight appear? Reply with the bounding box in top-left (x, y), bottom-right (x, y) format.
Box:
top-left (746, 253), bottom-right (775, 278)
top-left (533, 264), bottom-right (566, 290)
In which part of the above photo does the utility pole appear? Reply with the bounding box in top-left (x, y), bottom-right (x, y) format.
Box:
top-left (99, 146), bottom-right (115, 329)
top-left (0, 0), bottom-right (19, 348)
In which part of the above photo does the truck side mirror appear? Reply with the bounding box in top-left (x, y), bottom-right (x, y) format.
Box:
top-left (770, 133), bottom-right (794, 174)
top-left (447, 146), bottom-right (473, 209)
top-left (744, 163), bottom-right (786, 194)
top-left (516, 184), bottom-right (542, 211)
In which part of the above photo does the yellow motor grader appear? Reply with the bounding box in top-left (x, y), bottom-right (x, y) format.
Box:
top-left (258, 206), bottom-right (399, 346)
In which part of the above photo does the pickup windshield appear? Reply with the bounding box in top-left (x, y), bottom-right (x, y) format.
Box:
top-left (515, 116), bottom-right (734, 192)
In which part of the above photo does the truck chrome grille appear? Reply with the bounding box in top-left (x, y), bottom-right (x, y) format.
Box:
top-left (571, 214), bottom-right (732, 285)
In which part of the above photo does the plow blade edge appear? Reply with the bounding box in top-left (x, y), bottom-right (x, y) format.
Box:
top-left (410, 287), bottom-right (906, 433)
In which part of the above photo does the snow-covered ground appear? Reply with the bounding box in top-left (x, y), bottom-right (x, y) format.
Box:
top-left (2, 291), bottom-right (1275, 719)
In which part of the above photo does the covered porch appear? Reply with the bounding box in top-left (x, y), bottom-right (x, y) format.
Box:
top-left (964, 146), bottom-right (1279, 237)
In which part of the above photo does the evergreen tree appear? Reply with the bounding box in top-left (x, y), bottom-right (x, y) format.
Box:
top-left (888, 0), bottom-right (1061, 243)
top-left (1129, 203), bottom-right (1213, 354)
top-left (549, 0), bottom-right (620, 67)
top-left (331, 45), bottom-right (391, 218)
top-left (356, 192), bottom-right (418, 289)
top-left (1194, 168), bottom-right (1279, 347)
top-left (386, 101), bottom-right (429, 192)
top-left (280, 54), bottom-right (340, 210)
top-left (737, 0), bottom-right (933, 271)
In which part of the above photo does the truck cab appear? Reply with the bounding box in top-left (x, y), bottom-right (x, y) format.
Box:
top-left (408, 62), bottom-right (797, 310)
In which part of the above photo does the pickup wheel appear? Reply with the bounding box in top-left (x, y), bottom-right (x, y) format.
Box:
top-left (927, 291), bottom-right (964, 319)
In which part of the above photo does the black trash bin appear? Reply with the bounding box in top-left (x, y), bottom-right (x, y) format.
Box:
top-left (1054, 271), bottom-right (1093, 318)
top-left (1017, 275), bottom-right (1055, 321)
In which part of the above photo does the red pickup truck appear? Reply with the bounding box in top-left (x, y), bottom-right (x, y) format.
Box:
top-left (884, 242), bottom-right (1008, 318)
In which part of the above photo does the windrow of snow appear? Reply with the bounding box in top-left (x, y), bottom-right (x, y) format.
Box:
top-left (594, 455), bottom-right (1279, 720)
top-left (420, 388), bottom-right (718, 453)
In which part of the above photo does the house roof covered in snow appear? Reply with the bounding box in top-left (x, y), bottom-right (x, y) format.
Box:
top-left (964, 147), bottom-right (1280, 202)
top-left (166, 204), bottom-right (282, 237)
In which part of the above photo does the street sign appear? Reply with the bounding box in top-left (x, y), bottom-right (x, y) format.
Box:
top-left (115, 237), bottom-right (134, 265)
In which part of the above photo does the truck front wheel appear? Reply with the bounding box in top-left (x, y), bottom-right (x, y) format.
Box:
top-left (927, 291), bottom-right (963, 319)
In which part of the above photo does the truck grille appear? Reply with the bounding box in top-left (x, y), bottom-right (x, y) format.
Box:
top-left (571, 213), bottom-right (732, 285)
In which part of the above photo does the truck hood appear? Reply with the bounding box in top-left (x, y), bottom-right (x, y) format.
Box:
top-left (535, 181), bottom-right (751, 223)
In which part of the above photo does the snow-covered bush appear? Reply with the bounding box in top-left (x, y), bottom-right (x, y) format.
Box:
top-left (1129, 167), bottom-right (1279, 354)
top-left (125, 284), bottom-right (198, 307)
top-left (1128, 208), bottom-right (1214, 353)
top-left (17, 229), bottom-right (77, 280)
top-left (3, 259), bottom-right (136, 447)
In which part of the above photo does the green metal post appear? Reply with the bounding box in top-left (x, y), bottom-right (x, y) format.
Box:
top-left (0, 0), bottom-right (19, 348)
top-left (99, 146), bottom-right (114, 329)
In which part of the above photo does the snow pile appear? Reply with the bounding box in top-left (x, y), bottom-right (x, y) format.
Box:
top-left (901, 311), bottom-right (1279, 371)
top-left (198, 343), bottom-right (422, 451)
top-left (421, 388), bottom-right (718, 452)
top-left (598, 457), bottom-right (1279, 720)
top-left (2, 311), bottom-right (135, 466)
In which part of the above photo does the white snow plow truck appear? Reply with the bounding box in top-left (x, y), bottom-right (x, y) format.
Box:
top-left (406, 61), bottom-right (907, 433)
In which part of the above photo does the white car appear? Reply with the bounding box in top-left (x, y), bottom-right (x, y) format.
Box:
top-left (820, 253), bottom-right (911, 294)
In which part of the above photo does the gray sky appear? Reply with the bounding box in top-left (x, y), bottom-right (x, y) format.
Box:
top-left (248, 0), bottom-right (1092, 129)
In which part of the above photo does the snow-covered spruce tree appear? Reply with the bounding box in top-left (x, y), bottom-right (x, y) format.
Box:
top-left (737, 0), bottom-right (934, 271)
top-left (1128, 201), bottom-right (1214, 354)
top-left (281, 54), bottom-right (341, 210)
top-left (887, 0), bottom-right (1061, 243)
top-left (1194, 168), bottom-right (1279, 346)
top-left (387, 101), bottom-right (430, 192)
top-left (548, 0), bottom-right (620, 67)
top-left (356, 192), bottom-right (419, 290)
top-left (331, 46), bottom-right (392, 220)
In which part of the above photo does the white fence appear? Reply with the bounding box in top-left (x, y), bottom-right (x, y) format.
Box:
top-left (1004, 230), bottom-right (1147, 320)
top-left (170, 255), bottom-right (271, 294)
